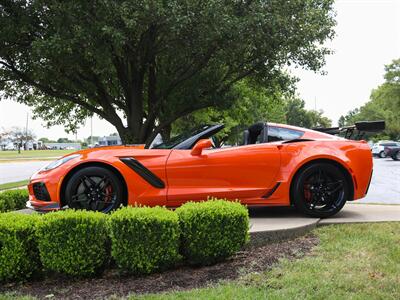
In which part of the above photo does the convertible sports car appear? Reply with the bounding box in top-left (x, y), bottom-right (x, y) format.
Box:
top-left (27, 121), bottom-right (382, 218)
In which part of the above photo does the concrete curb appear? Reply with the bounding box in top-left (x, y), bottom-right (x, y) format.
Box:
top-left (247, 204), bottom-right (400, 247)
top-left (248, 220), bottom-right (318, 248)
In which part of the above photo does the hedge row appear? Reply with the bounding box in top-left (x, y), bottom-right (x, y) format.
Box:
top-left (0, 189), bottom-right (29, 212)
top-left (0, 200), bottom-right (249, 282)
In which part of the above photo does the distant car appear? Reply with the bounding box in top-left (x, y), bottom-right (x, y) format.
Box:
top-left (372, 141), bottom-right (400, 158)
top-left (384, 144), bottom-right (400, 161)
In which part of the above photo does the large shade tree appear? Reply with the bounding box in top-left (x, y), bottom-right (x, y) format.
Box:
top-left (0, 0), bottom-right (336, 144)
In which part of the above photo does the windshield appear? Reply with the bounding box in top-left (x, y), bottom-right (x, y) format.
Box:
top-left (151, 125), bottom-right (214, 149)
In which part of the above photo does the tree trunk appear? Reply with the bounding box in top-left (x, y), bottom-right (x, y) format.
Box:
top-left (117, 127), bottom-right (142, 145)
top-left (160, 124), bottom-right (172, 142)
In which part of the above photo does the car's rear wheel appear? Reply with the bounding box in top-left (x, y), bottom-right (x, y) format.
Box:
top-left (291, 163), bottom-right (349, 218)
top-left (65, 166), bottom-right (123, 213)
top-left (379, 151), bottom-right (386, 158)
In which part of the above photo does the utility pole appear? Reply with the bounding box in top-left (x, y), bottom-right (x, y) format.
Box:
top-left (90, 116), bottom-right (93, 146)
top-left (314, 97), bottom-right (317, 111)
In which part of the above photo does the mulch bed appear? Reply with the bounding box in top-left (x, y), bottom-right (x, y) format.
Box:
top-left (1, 235), bottom-right (319, 299)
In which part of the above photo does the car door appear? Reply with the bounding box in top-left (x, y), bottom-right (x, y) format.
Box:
top-left (165, 143), bottom-right (281, 206)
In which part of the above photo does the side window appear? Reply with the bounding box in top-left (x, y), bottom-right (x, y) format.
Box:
top-left (278, 128), bottom-right (304, 140)
top-left (268, 126), bottom-right (282, 142)
top-left (268, 126), bottom-right (304, 142)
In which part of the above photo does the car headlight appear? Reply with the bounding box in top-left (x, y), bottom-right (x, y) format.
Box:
top-left (40, 154), bottom-right (81, 172)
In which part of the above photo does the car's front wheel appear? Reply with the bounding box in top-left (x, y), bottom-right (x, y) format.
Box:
top-left (65, 166), bottom-right (124, 213)
top-left (291, 163), bottom-right (350, 218)
top-left (379, 151), bottom-right (386, 158)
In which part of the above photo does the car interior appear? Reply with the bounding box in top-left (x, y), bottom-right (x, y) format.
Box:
top-left (148, 122), bottom-right (305, 150)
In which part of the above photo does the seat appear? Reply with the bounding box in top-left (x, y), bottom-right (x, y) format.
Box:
top-left (244, 122), bottom-right (268, 145)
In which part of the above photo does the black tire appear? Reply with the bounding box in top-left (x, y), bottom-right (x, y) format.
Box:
top-left (393, 151), bottom-right (400, 161)
top-left (65, 166), bottom-right (124, 213)
top-left (291, 163), bottom-right (350, 218)
top-left (379, 151), bottom-right (386, 158)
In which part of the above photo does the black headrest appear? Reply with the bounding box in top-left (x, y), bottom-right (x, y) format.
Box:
top-left (247, 122), bottom-right (268, 144)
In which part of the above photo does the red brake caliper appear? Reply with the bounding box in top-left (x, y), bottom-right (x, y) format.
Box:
top-left (304, 182), bottom-right (312, 203)
top-left (104, 185), bottom-right (113, 203)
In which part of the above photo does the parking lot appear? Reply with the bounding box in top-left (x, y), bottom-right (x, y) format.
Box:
top-left (0, 156), bottom-right (399, 204)
top-left (359, 157), bottom-right (400, 204)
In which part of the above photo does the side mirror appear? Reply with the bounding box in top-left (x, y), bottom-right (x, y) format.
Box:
top-left (191, 139), bottom-right (213, 156)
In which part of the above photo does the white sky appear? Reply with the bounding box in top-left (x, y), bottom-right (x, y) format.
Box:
top-left (0, 0), bottom-right (399, 140)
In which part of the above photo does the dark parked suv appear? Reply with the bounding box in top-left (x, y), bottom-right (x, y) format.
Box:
top-left (384, 143), bottom-right (400, 161)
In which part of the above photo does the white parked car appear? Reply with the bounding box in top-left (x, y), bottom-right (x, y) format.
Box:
top-left (371, 141), bottom-right (400, 158)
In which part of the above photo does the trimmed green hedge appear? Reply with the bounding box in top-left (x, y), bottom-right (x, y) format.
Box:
top-left (0, 199), bottom-right (250, 281)
top-left (176, 200), bottom-right (249, 265)
top-left (108, 206), bottom-right (181, 274)
top-left (0, 213), bottom-right (40, 282)
top-left (36, 210), bottom-right (109, 277)
top-left (0, 189), bottom-right (29, 212)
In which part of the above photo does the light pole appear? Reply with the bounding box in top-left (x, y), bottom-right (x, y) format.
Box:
top-left (90, 116), bottom-right (93, 146)
top-left (25, 112), bottom-right (29, 151)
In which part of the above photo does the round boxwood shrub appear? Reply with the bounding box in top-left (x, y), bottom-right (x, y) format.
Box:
top-left (176, 199), bottom-right (249, 265)
top-left (0, 213), bottom-right (40, 282)
top-left (0, 189), bottom-right (29, 212)
top-left (36, 210), bottom-right (108, 277)
top-left (108, 206), bottom-right (181, 274)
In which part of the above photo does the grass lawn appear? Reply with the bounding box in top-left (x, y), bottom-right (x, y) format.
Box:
top-left (0, 150), bottom-right (74, 161)
top-left (0, 180), bottom-right (29, 191)
top-left (134, 222), bottom-right (400, 300)
top-left (0, 223), bottom-right (399, 299)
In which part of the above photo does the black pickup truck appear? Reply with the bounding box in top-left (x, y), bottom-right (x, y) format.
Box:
top-left (384, 145), bottom-right (400, 161)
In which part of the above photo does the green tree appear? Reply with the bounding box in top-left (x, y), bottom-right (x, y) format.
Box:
top-left (172, 80), bottom-right (289, 145)
top-left (0, 0), bottom-right (336, 144)
top-left (57, 137), bottom-right (72, 143)
top-left (38, 137), bottom-right (54, 143)
top-left (339, 59), bottom-right (400, 140)
top-left (285, 98), bottom-right (331, 128)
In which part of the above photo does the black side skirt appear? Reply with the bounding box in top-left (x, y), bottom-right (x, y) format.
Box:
top-left (262, 182), bottom-right (281, 199)
top-left (120, 157), bottom-right (165, 189)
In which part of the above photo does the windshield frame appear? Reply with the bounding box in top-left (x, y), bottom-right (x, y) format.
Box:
top-left (148, 124), bottom-right (224, 150)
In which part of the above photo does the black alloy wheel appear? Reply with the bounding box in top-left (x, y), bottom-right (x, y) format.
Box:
top-left (65, 166), bottom-right (124, 213)
top-left (291, 163), bottom-right (349, 218)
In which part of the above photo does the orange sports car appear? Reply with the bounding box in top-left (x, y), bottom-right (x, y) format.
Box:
top-left (27, 121), bottom-right (383, 218)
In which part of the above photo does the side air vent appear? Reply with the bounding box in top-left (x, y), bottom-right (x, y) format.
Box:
top-left (120, 157), bottom-right (165, 188)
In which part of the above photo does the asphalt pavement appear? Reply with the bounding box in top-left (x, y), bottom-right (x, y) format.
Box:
top-left (358, 157), bottom-right (400, 204)
top-left (0, 160), bottom-right (48, 184)
top-left (0, 156), bottom-right (399, 204)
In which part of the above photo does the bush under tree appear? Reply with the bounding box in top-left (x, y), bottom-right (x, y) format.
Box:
top-left (108, 206), bottom-right (181, 274)
top-left (35, 210), bottom-right (109, 277)
top-left (176, 200), bottom-right (249, 265)
top-left (0, 189), bottom-right (29, 212)
top-left (0, 213), bottom-right (40, 282)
